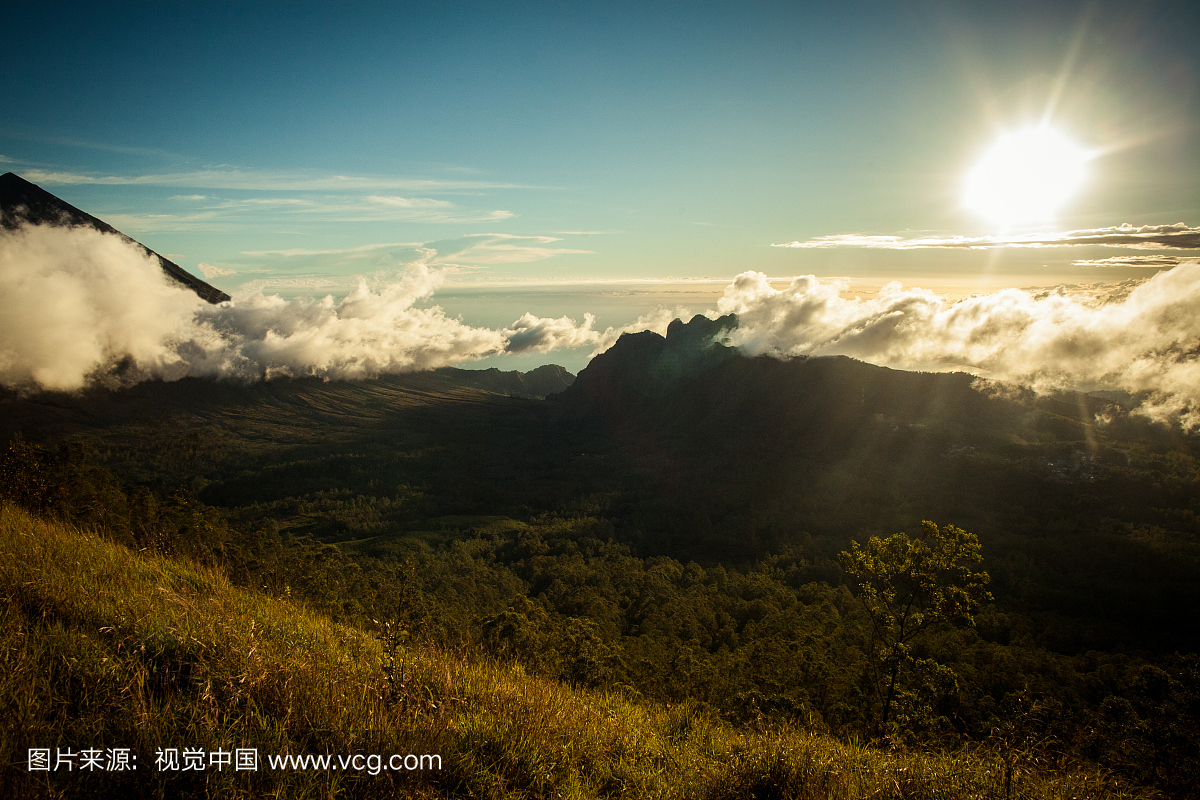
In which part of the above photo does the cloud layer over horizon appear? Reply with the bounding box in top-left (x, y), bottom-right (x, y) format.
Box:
top-left (3, 224), bottom-right (1199, 427)
top-left (0, 225), bottom-right (653, 390)
top-left (717, 267), bottom-right (1200, 426)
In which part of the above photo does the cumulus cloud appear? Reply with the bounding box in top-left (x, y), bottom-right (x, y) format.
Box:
top-left (499, 306), bottom-right (688, 356)
top-left (0, 225), bottom-right (206, 390)
top-left (0, 223), bottom-right (693, 392)
top-left (192, 273), bottom-right (508, 380)
top-left (716, 267), bottom-right (1200, 427)
top-left (775, 223), bottom-right (1200, 251)
top-left (503, 312), bottom-right (600, 353)
top-left (0, 225), bottom-right (522, 390)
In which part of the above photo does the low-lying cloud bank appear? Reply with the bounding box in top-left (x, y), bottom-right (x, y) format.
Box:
top-left (716, 268), bottom-right (1200, 427)
top-left (0, 225), bottom-right (658, 390)
top-left (3, 224), bottom-right (1199, 427)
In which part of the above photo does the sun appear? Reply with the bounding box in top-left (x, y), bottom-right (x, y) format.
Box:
top-left (963, 126), bottom-right (1092, 228)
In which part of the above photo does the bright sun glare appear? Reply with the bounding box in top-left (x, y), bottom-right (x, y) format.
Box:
top-left (963, 126), bottom-right (1092, 228)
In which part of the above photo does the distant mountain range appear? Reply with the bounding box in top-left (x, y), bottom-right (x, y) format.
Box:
top-left (446, 364), bottom-right (574, 398)
top-left (560, 312), bottom-right (1049, 448)
top-left (0, 172), bottom-right (230, 304)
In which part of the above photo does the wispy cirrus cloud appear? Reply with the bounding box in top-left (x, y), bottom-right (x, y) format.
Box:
top-left (20, 167), bottom-right (534, 192)
top-left (432, 233), bottom-right (592, 267)
top-left (774, 223), bottom-right (1200, 251)
top-left (1073, 255), bottom-right (1185, 268)
top-left (241, 241), bottom-right (424, 258)
top-left (104, 195), bottom-right (516, 233)
top-left (225, 234), bottom-right (593, 291)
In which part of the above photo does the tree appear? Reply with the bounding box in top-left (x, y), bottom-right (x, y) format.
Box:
top-left (0, 433), bottom-right (51, 512)
top-left (841, 520), bottom-right (992, 735)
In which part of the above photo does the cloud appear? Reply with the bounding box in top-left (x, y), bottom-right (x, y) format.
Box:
top-left (716, 266), bottom-right (1200, 427)
top-left (197, 263), bottom-right (237, 278)
top-left (0, 224), bottom-right (653, 392)
top-left (0, 225), bottom-right (206, 390)
top-left (774, 223), bottom-right (1200, 251)
top-left (0, 225), bottom-right (519, 390)
top-left (503, 312), bottom-right (600, 353)
top-left (0, 224), bottom-right (693, 391)
top-left (433, 234), bottom-right (592, 267)
top-left (1073, 255), bottom-right (1183, 268)
top-left (103, 195), bottom-right (515, 233)
top-left (9, 223), bottom-right (1199, 428)
top-left (496, 306), bottom-right (687, 356)
top-left (196, 273), bottom-right (508, 380)
top-left (20, 168), bottom-right (532, 192)
top-left (241, 242), bottom-right (423, 258)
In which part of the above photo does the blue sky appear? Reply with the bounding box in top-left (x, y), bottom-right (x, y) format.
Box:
top-left (3, 1), bottom-right (1198, 372)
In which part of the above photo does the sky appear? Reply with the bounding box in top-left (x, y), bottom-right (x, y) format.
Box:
top-left (2, 0), bottom-right (1199, 382)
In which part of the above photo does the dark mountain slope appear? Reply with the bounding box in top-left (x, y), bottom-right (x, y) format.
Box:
top-left (559, 313), bottom-right (1034, 453)
top-left (440, 363), bottom-right (574, 398)
top-left (0, 365), bottom-right (576, 495)
top-left (0, 171), bottom-right (230, 303)
top-left (549, 316), bottom-right (1200, 653)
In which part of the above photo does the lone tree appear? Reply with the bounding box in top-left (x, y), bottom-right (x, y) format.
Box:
top-left (841, 520), bottom-right (992, 735)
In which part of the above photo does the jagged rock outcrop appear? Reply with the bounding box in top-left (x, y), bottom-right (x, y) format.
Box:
top-left (560, 314), bottom-right (739, 416)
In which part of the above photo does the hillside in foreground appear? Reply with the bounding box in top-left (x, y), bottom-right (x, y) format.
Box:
top-left (0, 503), bottom-right (1146, 799)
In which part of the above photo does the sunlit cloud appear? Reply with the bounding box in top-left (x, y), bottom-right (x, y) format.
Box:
top-left (774, 223), bottom-right (1200, 251)
top-left (0, 224), bottom-right (507, 388)
top-left (7, 221), bottom-right (1200, 428)
top-left (715, 265), bottom-right (1200, 427)
top-left (1073, 255), bottom-right (1184, 268)
top-left (196, 263), bottom-right (236, 278)
top-left (0, 224), bottom-right (675, 388)
top-left (500, 306), bottom-right (689, 356)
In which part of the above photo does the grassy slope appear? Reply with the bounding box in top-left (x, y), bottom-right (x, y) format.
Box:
top-left (0, 503), bottom-right (1147, 799)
